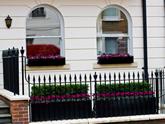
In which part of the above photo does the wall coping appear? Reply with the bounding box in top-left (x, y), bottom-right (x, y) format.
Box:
top-left (0, 89), bottom-right (29, 101)
top-left (30, 114), bottom-right (165, 124)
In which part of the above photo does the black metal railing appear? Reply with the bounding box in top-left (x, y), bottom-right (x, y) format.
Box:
top-left (2, 48), bottom-right (19, 95)
top-left (27, 71), bottom-right (160, 122)
top-left (2, 47), bottom-right (165, 122)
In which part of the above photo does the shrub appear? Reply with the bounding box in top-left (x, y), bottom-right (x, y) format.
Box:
top-left (31, 84), bottom-right (89, 101)
top-left (96, 82), bottom-right (152, 93)
top-left (31, 84), bottom-right (88, 96)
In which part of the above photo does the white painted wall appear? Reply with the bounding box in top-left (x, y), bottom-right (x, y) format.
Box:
top-left (0, 0), bottom-right (164, 90)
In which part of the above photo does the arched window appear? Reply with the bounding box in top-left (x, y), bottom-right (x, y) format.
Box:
top-left (26, 5), bottom-right (65, 66)
top-left (97, 6), bottom-right (133, 64)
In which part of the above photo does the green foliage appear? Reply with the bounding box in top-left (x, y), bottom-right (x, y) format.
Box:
top-left (31, 84), bottom-right (88, 96)
top-left (96, 82), bottom-right (152, 93)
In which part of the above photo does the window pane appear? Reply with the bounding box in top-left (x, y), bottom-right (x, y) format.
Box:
top-left (27, 6), bottom-right (61, 36)
top-left (26, 37), bottom-right (61, 57)
top-left (117, 37), bottom-right (128, 54)
top-left (31, 7), bottom-right (46, 17)
top-left (97, 37), bottom-right (128, 54)
top-left (102, 10), bottom-right (128, 33)
top-left (103, 8), bottom-right (119, 19)
top-left (105, 37), bottom-right (118, 54)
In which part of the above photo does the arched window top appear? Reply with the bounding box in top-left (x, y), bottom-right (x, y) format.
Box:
top-left (26, 5), bottom-right (65, 66)
top-left (97, 5), bottom-right (133, 64)
top-left (27, 5), bottom-right (63, 37)
top-left (97, 5), bottom-right (132, 35)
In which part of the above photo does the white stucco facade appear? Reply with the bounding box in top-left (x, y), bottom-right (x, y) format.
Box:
top-left (0, 0), bottom-right (164, 88)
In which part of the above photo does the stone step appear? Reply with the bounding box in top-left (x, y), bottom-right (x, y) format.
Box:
top-left (0, 107), bottom-right (10, 114)
top-left (0, 114), bottom-right (11, 118)
top-left (0, 100), bottom-right (7, 105)
top-left (0, 100), bottom-right (12, 124)
top-left (0, 114), bottom-right (12, 124)
top-left (0, 100), bottom-right (10, 114)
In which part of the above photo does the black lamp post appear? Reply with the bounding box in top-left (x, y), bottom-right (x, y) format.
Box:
top-left (5, 15), bottom-right (12, 29)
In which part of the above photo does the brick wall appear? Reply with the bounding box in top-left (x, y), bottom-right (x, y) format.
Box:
top-left (10, 100), bottom-right (29, 124)
top-left (0, 92), bottom-right (29, 124)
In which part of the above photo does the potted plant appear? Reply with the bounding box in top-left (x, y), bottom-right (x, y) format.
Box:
top-left (94, 82), bottom-right (157, 117)
top-left (97, 53), bottom-right (134, 64)
top-left (30, 84), bottom-right (92, 121)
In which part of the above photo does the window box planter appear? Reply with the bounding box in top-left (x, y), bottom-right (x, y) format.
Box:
top-left (97, 53), bottom-right (134, 64)
top-left (30, 84), bottom-right (92, 121)
top-left (27, 55), bottom-right (65, 66)
top-left (94, 95), bottom-right (156, 117)
top-left (31, 99), bottom-right (92, 121)
top-left (94, 82), bottom-right (157, 117)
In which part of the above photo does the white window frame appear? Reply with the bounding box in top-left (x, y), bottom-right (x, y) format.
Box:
top-left (26, 5), bottom-right (65, 56)
top-left (97, 5), bottom-right (132, 55)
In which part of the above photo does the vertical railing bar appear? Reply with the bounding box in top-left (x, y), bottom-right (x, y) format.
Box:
top-left (98, 73), bottom-right (102, 116)
top-left (64, 75), bottom-right (67, 119)
top-left (150, 71), bottom-right (154, 114)
top-left (109, 73), bottom-right (112, 116)
top-left (59, 75), bottom-right (62, 119)
top-left (84, 74), bottom-right (89, 117)
top-left (27, 75), bottom-right (32, 121)
top-left (74, 74), bottom-right (77, 119)
top-left (69, 74), bottom-right (72, 118)
top-left (48, 75), bottom-right (51, 120)
top-left (118, 73), bottom-right (121, 116)
top-left (137, 72), bottom-right (140, 115)
top-left (20, 47), bottom-right (25, 95)
top-left (128, 72), bottom-right (131, 115)
top-left (132, 72), bottom-right (136, 115)
top-left (43, 75), bottom-right (47, 120)
top-left (11, 49), bottom-right (16, 95)
top-left (123, 72), bottom-right (126, 115)
top-left (53, 75), bottom-right (56, 120)
top-left (159, 70), bottom-right (163, 113)
top-left (155, 70), bottom-right (159, 114)
top-left (79, 74), bottom-right (82, 118)
top-left (38, 76), bottom-right (41, 121)
top-left (32, 76), bottom-right (36, 121)
top-left (163, 70), bottom-right (165, 113)
top-left (114, 73), bottom-right (117, 116)
top-left (142, 71), bottom-right (145, 114)
top-left (93, 72), bottom-right (97, 117)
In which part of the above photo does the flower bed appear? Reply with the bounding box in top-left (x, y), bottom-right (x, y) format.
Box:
top-left (27, 55), bottom-right (65, 66)
top-left (27, 44), bottom-right (65, 66)
top-left (94, 82), bottom-right (157, 117)
top-left (31, 84), bottom-right (92, 121)
top-left (97, 53), bottom-right (134, 64)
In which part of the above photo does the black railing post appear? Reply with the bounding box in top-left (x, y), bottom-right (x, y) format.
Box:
top-left (94, 72), bottom-right (97, 99)
top-left (20, 47), bottom-right (25, 95)
top-left (142, 67), bottom-right (149, 82)
top-left (155, 70), bottom-right (159, 114)
top-left (93, 72), bottom-right (97, 117)
top-left (159, 70), bottom-right (163, 105)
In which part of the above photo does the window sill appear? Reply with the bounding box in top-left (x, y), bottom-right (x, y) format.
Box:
top-left (93, 62), bottom-right (138, 69)
top-left (26, 64), bottom-right (70, 71)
